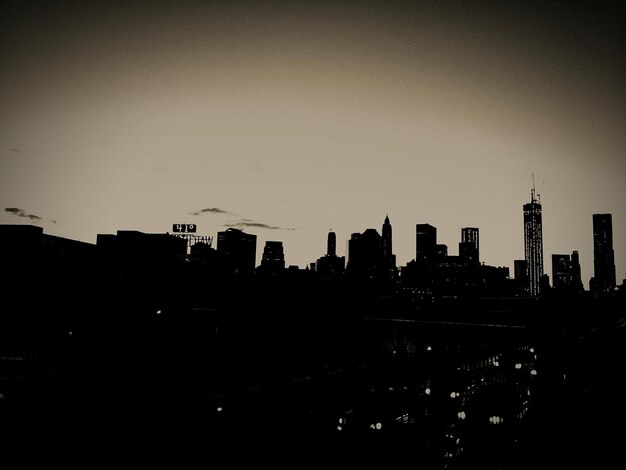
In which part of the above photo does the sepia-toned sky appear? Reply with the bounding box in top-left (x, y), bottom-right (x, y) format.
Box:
top-left (1, 0), bottom-right (624, 287)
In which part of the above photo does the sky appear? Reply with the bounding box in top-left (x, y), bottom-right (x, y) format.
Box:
top-left (1, 0), bottom-right (624, 288)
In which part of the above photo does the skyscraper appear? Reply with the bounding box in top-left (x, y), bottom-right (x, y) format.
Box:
top-left (459, 227), bottom-right (479, 265)
top-left (260, 241), bottom-right (285, 273)
top-left (551, 251), bottom-right (584, 294)
top-left (216, 228), bottom-right (257, 274)
top-left (381, 214), bottom-right (397, 277)
top-left (346, 229), bottom-right (382, 278)
top-left (592, 213), bottom-right (616, 293)
top-left (552, 254), bottom-right (572, 291)
top-left (327, 230), bottom-right (336, 257)
top-left (382, 215), bottom-right (392, 259)
top-left (523, 186), bottom-right (544, 296)
top-left (570, 250), bottom-right (584, 293)
top-left (416, 224), bottom-right (437, 261)
top-left (316, 230), bottom-right (345, 277)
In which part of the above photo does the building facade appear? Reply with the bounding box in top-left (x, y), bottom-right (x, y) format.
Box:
top-left (523, 188), bottom-right (544, 296)
top-left (591, 213), bottom-right (616, 293)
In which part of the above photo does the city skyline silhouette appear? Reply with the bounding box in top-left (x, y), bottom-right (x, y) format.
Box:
top-left (0, 3), bottom-right (624, 466)
top-left (1, 1), bottom-right (624, 290)
top-left (1, 211), bottom-right (624, 467)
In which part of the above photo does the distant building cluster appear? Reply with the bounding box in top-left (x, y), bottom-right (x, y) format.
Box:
top-left (0, 188), bottom-right (621, 300)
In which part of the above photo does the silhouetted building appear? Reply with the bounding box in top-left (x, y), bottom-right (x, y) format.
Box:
top-left (552, 254), bottom-right (572, 291)
top-left (477, 264), bottom-right (512, 296)
top-left (551, 251), bottom-right (584, 294)
top-left (1, 224), bottom-right (96, 299)
top-left (259, 241), bottom-right (285, 274)
top-left (514, 260), bottom-right (526, 281)
top-left (187, 241), bottom-right (230, 277)
top-left (347, 229), bottom-right (382, 279)
top-left (433, 255), bottom-right (469, 296)
top-left (381, 215), bottom-right (397, 277)
top-left (382, 215), bottom-right (392, 259)
top-left (94, 229), bottom-right (188, 301)
top-left (96, 230), bottom-right (187, 266)
top-left (591, 213), bottom-right (616, 293)
top-left (1, 224), bottom-right (95, 266)
top-left (523, 187), bottom-right (544, 296)
top-left (570, 250), bottom-right (583, 293)
top-left (403, 223), bottom-right (439, 293)
top-left (435, 244), bottom-right (448, 258)
top-left (216, 228), bottom-right (257, 275)
top-left (459, 227), bottom-right (479, 265)
top-left (327, 231), bottom-right (336, 257)
top-left (416, 224), bottom-right (437, 261)
top-left (513, 259), bottom-right (528, 296)
top-left (190, 241), bottom-right (215, 261)
top-left (316, 230), bottom-right (345, 278)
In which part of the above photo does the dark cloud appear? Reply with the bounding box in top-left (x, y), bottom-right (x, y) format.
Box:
top-left (189, 207), bottom-right (231, 216)
top-left (4, 207), bottom-right (42, 221)
top-left (224, 219), bottom-right (295, 231)
top-left (9, 148), bottom-right (20, 153)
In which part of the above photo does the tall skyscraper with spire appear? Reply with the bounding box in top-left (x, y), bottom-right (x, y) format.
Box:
top-left (382, 215), bottom-right (392, 259)
top-left (523, 184), bottom-right (544, 296)
top-left (381, 214), bottom-right (397, 277)
top-left (591, 213), bottom-right (616, 293)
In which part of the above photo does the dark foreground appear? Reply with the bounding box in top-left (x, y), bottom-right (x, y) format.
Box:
top-left (1, 288), bottom-right (624, 468)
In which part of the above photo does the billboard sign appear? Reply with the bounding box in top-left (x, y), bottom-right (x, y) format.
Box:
top-left (173, 224), bottom-right (197, 233)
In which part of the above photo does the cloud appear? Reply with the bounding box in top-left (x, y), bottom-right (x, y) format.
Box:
top-left (224, 219), bottom-right (296, 231)
top-left (9, 148), bottom-right (20, 153)
top-left (189, 207), bottom-right (231, 216)
top-left (4, 207), bottom-right (42, 221)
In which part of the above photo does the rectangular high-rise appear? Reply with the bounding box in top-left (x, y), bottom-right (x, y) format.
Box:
top-left (217, 228), bottom-right (257, 274)
top-left (459, 227), bottom-right (479, 265)
top-left (416, 224), bottom-right (437, 261)
top-left (551, 254), bottom-right (572, 290)
top-left (592, 213), bottom-right (616, 293)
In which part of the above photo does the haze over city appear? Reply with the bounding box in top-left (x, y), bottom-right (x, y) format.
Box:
top-left (1, 0), bottom-right (624, 288)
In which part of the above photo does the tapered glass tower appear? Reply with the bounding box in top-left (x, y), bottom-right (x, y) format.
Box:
top-left (523, 186), bottom-right (543, 296)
